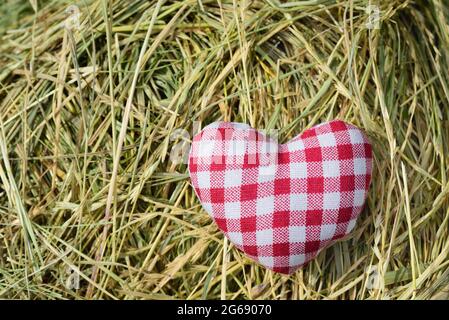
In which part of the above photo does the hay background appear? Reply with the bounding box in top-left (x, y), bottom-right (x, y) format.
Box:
top-left (0, 0), bottom-right (449, 299)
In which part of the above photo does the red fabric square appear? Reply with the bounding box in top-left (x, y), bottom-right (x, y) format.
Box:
top-left (364, 143), bottom-right (372, 158)
top-left (273, 211), bottom-right (290, 228)
top-left (214, 218), bottom-right (228, 232)
top-left (340, 175), bottom-right (355, 192)
top-left (240, 216), bottom-right (257, 232)
top-left (243, 245), bottom-right (258, 256)
top-left (305, 147), bottom-right (323, 162)
top-left (304, 240), bottom-right (320, 253)
top-left (240, 183), bottom-right (258, 201)
top-left (306, 210), bottom-right (323, 226)
top-left (337, 144), bottom-right (353, 160)
top-left (307, 177), bottom-right (324, 193)
top-left (210, 188), bottom-right (224, 203)
top-left (273, 243), bottom-right (290, 256)
top-left (274, 178), bottom-right (290, 195)
top-left (329, 120), bottom-right (347, 132)
top-left (278, 152), bottom-right (290, 164)
top-left (337, 207), bottom-right (353, 223)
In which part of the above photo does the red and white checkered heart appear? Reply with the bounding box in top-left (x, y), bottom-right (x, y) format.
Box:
top-left (188, 120), bottom-right (372, 274)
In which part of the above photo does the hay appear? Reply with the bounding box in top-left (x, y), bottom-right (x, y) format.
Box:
top-left (0, 0), bottom-right (448, 299)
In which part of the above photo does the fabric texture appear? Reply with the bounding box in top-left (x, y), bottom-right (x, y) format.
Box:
top-left (188, 120), bottom-right (372, 274)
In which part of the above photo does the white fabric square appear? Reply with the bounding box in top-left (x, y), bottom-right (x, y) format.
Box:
top-left (290, 162), bottom-right (307, 179)
top-left (323, 192), bottom-right (341, 210)
top-left (322, 160), bottom-right (340, 178)
top-left (348, 128), bottom-right (365, 145)
top-left (258, 164), bottom-right (276, 181)
top-left (198, 139), bottom-right (216, 157)
top-left (354, 158), bottom-right (367, 175)
top-left (290, 193), bottom-right (308, 211)
top-left (258, 256), bottom-right (274, 268)
top-left (289, 254), bottom-right (306, 266)
top-left (289, 226), bottom-right (306, 243)
top-left (224, 169), bottom-right (243, 188)
top-left (224, 202), bottom-right (241, 219)
top-left (201, 202), bottom-right (213, 216)
top-left (256, 229), bottom-right (273, 245)
top-left (287, 140), bottom-right (305, 152)
top-left (227, 232), bottom-right (243, 246)
top-left (256, 196), bottom-right (275, 216)
top-left (196, 171), bottom-right (211, 188)
top-left (346, 219), bottom-right (357, 233)
top-left (354, 190), bottom-right (366, 206)
top-left (320, 224), bottom-right (337, 240)
top-left (317, 132), bottom-right (337, 147)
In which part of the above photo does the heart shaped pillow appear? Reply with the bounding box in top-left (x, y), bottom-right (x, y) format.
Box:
top-left (188, 120), bottom-right (372, 274)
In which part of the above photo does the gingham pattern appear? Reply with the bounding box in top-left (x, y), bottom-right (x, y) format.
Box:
top-left (188, 120), bottom-right (372, 274)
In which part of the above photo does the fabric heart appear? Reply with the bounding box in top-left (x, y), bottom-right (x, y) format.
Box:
top-left (188, 120), bottom-right (372, 274)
